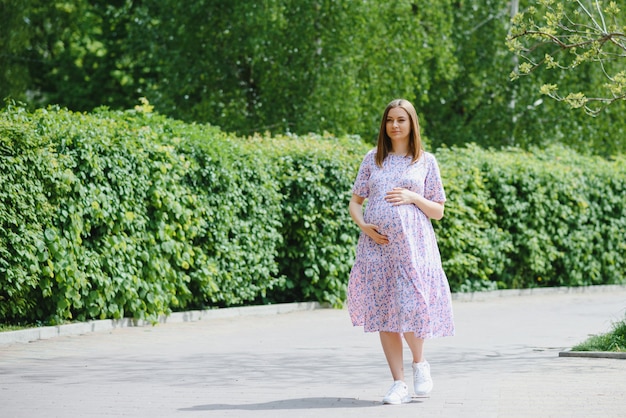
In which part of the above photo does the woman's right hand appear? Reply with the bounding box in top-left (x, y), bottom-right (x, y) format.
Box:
top-left (349, 194), bottom-right (388, 245)
top-left (362, 224), bottom-right (389, 245)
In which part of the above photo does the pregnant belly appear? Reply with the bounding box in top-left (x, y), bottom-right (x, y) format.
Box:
top-left (364, 200), bottom-right (412, 237)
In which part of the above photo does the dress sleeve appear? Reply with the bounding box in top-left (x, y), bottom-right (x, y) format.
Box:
top-left (424, 153), bottom-right (446, 203)
top-left (351, 150), bottom-right (375, 198)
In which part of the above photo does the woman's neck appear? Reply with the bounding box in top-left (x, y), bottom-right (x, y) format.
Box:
top-left (390, 144), bottom-right (410, 155)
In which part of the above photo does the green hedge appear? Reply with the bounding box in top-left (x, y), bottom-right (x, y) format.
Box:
top-left (0, 105), bottom-right (367, 324)
top-left (435, 144), bottom-right (626, 290)
top-left (0, 105), bottom-right (624, 325)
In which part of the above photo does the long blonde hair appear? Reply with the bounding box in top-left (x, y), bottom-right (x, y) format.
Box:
top-left (375, 99), bottom-right (423, 168)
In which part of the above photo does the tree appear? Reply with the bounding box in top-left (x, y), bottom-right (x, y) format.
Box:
top-left (0, 0), bottom-right (36, 102)
top-left (418, 0), bottom-right (625, 156)
top-left (2, 0), bottom-right (462, 139)
top-left (508, 0), bottom-right (626, 115)
top-left (419, 0), bottom-right (582, 150)
top-left (120, 0), bottom-right (459, 140)
top-left (2, 0), bottom-right (624, 155)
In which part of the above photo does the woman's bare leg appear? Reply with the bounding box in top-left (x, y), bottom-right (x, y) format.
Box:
top-left (379, 331), bottom-right (405, 381)
top-left (403, 332), bottom-right (425, 363)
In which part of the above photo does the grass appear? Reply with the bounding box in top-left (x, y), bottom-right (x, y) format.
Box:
top-left (0, 324), bottom-right (31, 332)
top-left (0, 320), bottom-right (73, 333)
top-left (571, 316), bottom-right (626, 352)
top-left (0, 320), bottom-right (50, 332)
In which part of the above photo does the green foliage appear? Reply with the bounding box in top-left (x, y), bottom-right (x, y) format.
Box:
top-left (0, 105), bottom-right (56, 321)
top-left (1, 105), bottom-right (625, 324)
top-left (0, 0), bottom-right (35, 100)
top-left (268, 134), bottom-right (368, 307)
top-left (508, 0), bottom-right (626, 115)
top-left (420, 0), bottom-right (626, 157)
top-left (435, 145), bottom-right (510, 292)
top-left (420, 0), bottom-right (517, 149)
top-left (450, 144), bottom-right (626, 290)
top-left (0, 104), bottom-right (283, 323)
top-left (1, 0), bottom-right (458, 140)
top-left (178, 125), bottom-right (286, 307)
top-left (22, 106), bottom-right (209, 322)
top-left (433, 142), bottom-right (626, 292)
top-left (3, 0), bottom-right (626, 156)
top-left (572, 315), bottom-right (626, 352)
top-left (124, 0), bottom-right (458, 141)
top-left (0, 105), bottom-right (366, 323)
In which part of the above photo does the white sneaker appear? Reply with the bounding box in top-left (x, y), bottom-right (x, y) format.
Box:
top-left (412, 361), bottom-right (433, 396)
top-left (382, 380), bottom-right (411, 405)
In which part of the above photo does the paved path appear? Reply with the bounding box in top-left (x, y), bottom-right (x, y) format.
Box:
top-left (1, 287), bottom-right (625, 417)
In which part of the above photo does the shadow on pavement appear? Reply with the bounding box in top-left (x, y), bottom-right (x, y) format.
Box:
top-left (179, 397), bottom-right (423, 410)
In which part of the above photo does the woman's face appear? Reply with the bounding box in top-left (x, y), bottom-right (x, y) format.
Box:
top-left (385, 107), bottom-right (411, 144)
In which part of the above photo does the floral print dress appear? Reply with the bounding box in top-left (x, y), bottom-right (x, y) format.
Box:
top-left (348, 149), bottom-right (455, 338)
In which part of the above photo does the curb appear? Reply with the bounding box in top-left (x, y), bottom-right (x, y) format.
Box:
top-left (2, 284), bottom-right (625, 347)
top-left (451, 284), bottom-right (626, 302)
top-left (0, 301), bottom-right (321, 346)
top-left (558, 350), bottom-right (626, 360)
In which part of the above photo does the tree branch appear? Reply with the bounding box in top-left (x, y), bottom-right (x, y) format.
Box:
top-left (510, 30), bottom-right (626, 51)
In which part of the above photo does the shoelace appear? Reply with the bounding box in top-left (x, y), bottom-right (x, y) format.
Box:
top-left (414, 365), bottom-right (430, 383)
top-left (387, 381), bottom-right (406, 395)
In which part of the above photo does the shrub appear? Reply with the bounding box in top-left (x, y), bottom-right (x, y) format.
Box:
top-left (0, 106), bottom-right (57, 321)
top-left (267, 133), bottom-right (367, 307)
top-left (0, 104), bottom-right (624, 325)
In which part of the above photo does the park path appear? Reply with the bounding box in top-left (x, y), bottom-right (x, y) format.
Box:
top-left (1, 286), bottom-right (625, 417)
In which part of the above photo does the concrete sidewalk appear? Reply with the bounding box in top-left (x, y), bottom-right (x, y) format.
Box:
top-left (1, 287), bottom-right (625, 417)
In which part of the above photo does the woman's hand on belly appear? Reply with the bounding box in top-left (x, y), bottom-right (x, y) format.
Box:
top-left (385, 187), bottom-right (445, 220)
top-left (385, 187), bottom-right (418, 206)
top-left (361, 223), bottom-right (389, 245)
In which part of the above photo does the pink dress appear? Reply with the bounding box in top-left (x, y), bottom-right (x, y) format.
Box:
top-left (348, 149), bottom-right (455, 338)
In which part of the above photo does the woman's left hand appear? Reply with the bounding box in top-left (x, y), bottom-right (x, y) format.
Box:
top-left (385, 187), bottom-right (417, 206)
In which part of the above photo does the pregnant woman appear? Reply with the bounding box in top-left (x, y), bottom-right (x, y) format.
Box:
top-left (348, 98), bottom-right (455, 405)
